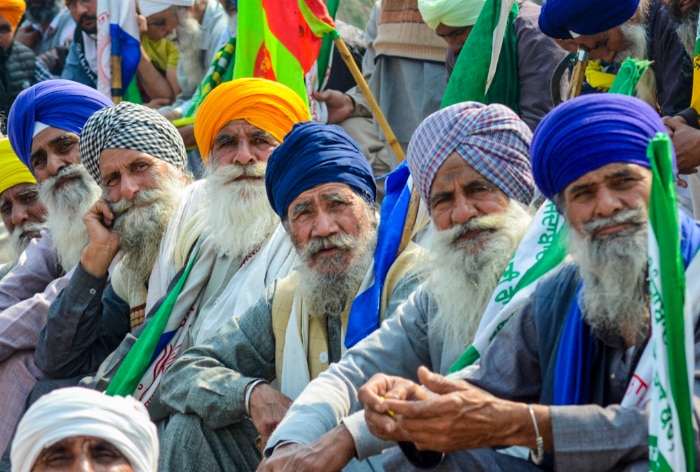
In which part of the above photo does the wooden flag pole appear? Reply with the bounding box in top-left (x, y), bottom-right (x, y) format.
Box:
top-left (333, 35), bottom-right (421, 254)
top-left (333, 36), bottom-right (405, 162)
top-left (111, 54), bottom-right (123, 104)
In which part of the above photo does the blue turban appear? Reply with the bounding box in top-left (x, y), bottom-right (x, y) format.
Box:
top-left (7, 80), bottom-right (113, 172)
top-left (265, 122), bottom-right (376, 220)
top-left (539, 0), bottom-right (639, 39)
top-left (530, 94), bottom-right (668, 201)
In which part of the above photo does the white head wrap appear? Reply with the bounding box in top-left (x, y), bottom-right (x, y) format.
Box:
top-left (417, 0), bottom-right (485, 30)
top-left (11, 387), bottom-right (159, 472)
top-left (139, 0), bottom-right (194, 18)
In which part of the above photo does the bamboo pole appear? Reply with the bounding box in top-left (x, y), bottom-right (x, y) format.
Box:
top-left (567, 45), bottom-right (589, 100)
top-left (333, 35), bottom-right (419, 253)
top-left (111, 54), bottom-right (123, 104)
top-left (333, 36), bottom-right (405, 162)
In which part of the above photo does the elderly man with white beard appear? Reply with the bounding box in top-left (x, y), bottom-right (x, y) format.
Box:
top-left (0, 138), bottom-right (46, 278)
top-left (76, 78), bottom-right (310, 422)
top-left (539, 0), bottom-right (691, 117)
top-left (0, 80), bottom-right (110, 456)
top-left (33, 102), bottom-right (190, 385)
top-left (157, 121), bottom-right (423, 472)
top-left (259, 102), bottom-right (535, 472)
top-left (357, 94), bottom-right (700, 471)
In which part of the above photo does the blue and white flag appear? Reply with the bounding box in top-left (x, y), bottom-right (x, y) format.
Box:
top-left (97, 0), bottom-right (141, 101)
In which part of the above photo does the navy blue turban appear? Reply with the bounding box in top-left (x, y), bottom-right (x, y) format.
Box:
top-left (265, 122), bottom-right (376, 220)
top-left (530, 94), bottom-right (669, 201)
top-left (8, 80), bottom-right (112, 172)
top-left (539, 0), bottom-right (639, 39)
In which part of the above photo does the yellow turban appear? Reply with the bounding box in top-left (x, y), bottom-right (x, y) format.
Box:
top-left (0, 138), bottom-right (35, 197)
top-left (194, 78), bottom-right (311, 162)
top-left (0, 0), bottom-right (26, 30)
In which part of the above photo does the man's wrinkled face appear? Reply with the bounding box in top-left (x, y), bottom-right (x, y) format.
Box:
top-left (66, 0), bottom-right (97, 35)
top-left (145, 7), bottom-right (178, 41)
top-left (555, 25), bottom-right (631, 63)
top-left (435, 23), bottom-right (473, 57)
top-left (30, 127), bottom-right (81, 184)
top-left (0, 182), bottom-right (46, 237)
top-left (99, 149), bottom-right (173, 204)
top-left (562, 162), bottom-right (651, 239)
top-left (0, 16), bottom-right (14, 51)
top-left (287, 182), bottom-right (374, 275)
top-left (429, 153), bottom-right (510, 252)
top-left (664, 0), bottom-right (700, 20)
top-left (27, 0), bottom-right (61, 24)
top-left (210, 119), bottom-right (279, 171)
top-left (31, 435), bottom-right (133, 472)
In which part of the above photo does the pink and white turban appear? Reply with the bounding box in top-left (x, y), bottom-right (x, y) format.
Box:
top-left (407, 101), bottom-right (535, 207)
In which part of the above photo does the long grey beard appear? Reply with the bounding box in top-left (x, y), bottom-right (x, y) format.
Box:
top-left (568, 207), bottom-right (650, 345)
top-left (110, 170), bottom-right (186, 288)
top-left (7, 221), bottom-right (46, 267)
top-left (615, 22), bottom-right (657, 108)
top-left (202, 163), bottom-right (279, 260)
top-left (424, 201), bottom-right (532, 350)
top-left (666, 0), bottom-right (700, 56)
top-left (175, 8), bottom-right (205, 93)
top-left (296, 225), bottom-right (377, 317)
top-left (39, 164), bottom-right (102, 270)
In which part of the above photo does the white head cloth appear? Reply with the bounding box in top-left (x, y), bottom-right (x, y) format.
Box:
top-left (139, 0), bottom-right (194, 18)
top-left (418, 0), bottom-right (485, 30)
top-left (11, 387), bottom-right (159, 472)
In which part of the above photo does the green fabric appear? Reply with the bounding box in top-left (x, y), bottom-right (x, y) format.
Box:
top-left (316, 0), bottom-right (340, 91)
top-left (441, 0), bottom-right (519, 112)
top-left (647, 133), bottom-right (695, 471)
top-left (123, 76), bottom-right (142, 104)
top-left (106, 241), bottom-right (202, 397)
top-left (185, 36), bottom-right (237, 118)
top-left (609, 57), bottom-right (652, 96)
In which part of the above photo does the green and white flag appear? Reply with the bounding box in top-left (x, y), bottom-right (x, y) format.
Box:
top-left (450, 200), bottom-right (568, 372)
top-left (646, 133), bottom-right (696, 472)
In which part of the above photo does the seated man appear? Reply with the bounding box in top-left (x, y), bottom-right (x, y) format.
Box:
top-left (34, 102), bottom-right (190, 381)
top-left (11, 387), bottom-right (158, 472)
top-left (418, 0), bottom-right (567, 130)
top-left (539, 0), bottom-right (691, 116)
top-left (359, 94), bottom-right (700, 470)
top-left (83, 78), bottom-right (310, 419)
top-left (0, 79), bottom-right (109, 455)
top-left (261, 102), bottom-right (537, 470)
top-left (0, 138), bottom-right (46, 277)
top-left (158, 122), bottom-right (424, 471)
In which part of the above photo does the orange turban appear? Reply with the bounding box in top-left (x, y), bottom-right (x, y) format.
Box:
top-left (0, 0), bottom-right (26, 30)
top-left (194, 78), bottom-right (310, 162)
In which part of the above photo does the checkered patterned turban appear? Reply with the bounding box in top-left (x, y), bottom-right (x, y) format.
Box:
top-left (407, 101), bottom-right (535, 207)
top-left (79, 102), bottom-right (187, 185)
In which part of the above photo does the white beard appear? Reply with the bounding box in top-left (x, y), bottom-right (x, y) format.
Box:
top-left (7, 221), bottom-right (46, 267)
top-left (567, 207), bottom-right (649, 345)
top-left (38, 164), bottom-right (102, 270)
top-left (615, 22), bottom-right (657, 109)
top-left (423, 201), bottom-right (532, 351)
top-left (110, 168), bottom-right (186, 288)
top-left (174, 8), bottom-right (205, 93)
top-left (202, 163), bottom-right (279, 260)
top-left (294, 208), bottom-right (378, 317)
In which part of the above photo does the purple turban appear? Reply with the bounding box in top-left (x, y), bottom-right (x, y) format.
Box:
top-left (265, 122), bottom-right (376, 220)
top-left (539, 0), bottom-right (639, 40)
top-left (530, 94), bottom-right (668, 201)
top-left (7, 80), bottom-right (113, 173)
top-left (407, 101), bottom-right (535, 207)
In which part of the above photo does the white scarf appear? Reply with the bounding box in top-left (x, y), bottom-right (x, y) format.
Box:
top-left (280, 261), bottom-right (375, 400)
